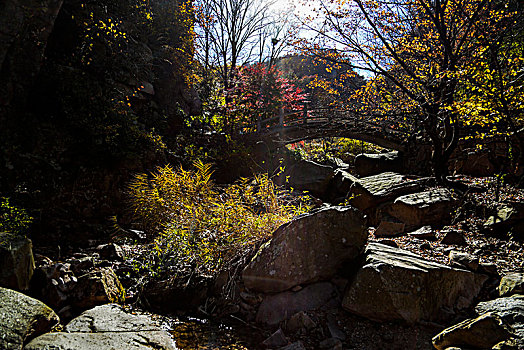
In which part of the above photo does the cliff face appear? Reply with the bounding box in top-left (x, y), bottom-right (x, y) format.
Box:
top-left (0, 0), bottom-right (64, 112)
top-left (0, 0), bottom-right (199, 243)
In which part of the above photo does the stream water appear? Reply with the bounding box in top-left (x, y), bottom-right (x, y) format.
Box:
top-left (155, 315), bottom-right (266, 350)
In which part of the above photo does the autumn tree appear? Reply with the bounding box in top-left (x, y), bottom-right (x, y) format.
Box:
top-left (298, 0), bottom-right (522, 182)
top-left (226, 63), bottom-right (307, 132)
top-left (255, 12), bottom-right (297, 67)
top-left (194, 0), bottom-right (272, 93)
top-left (456, 1), bottom-right (524, 176)
top-left (275, 54), bottom-right (365, 107)
top-left (193, 0), bottom-right (301, 133)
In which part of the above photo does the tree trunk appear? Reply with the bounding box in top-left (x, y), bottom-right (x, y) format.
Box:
top-left (424, 106), bottom-right (458, 184)
top-left (432, 145), bottom-right (449, 184)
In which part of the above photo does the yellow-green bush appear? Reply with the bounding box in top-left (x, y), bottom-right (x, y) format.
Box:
top-left (334, 138), bottom-right (382, 156)
top-left (0, 197), bottom-right (33, 236)
top-left (127, 161), bottom-right (309, 278)
top-left (287, 138), bottom-right (383, 164)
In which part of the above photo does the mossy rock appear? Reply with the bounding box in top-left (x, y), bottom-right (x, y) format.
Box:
top-left (0, 232), bottom-right (35, 290)
top-left (71, 267), bottom-right (125, 309)
top-left (0, 287), bottom-right (59, 350)
top-left (499, 273), bottom-right (524, 297)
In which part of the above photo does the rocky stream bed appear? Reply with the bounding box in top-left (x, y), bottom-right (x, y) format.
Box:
top-left (1, 156), bottom-right (524, 350)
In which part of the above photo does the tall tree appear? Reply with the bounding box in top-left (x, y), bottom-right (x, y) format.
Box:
top-left (195, 0), bottom-right (272, 92)
top-left (297, 0), bottom-right (522, 182)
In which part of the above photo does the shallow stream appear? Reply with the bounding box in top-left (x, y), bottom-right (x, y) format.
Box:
top-left (155, 315), bottom-right (266, 350)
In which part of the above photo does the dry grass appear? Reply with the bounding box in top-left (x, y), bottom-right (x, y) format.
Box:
top-left (126, 161), bottom-right (310, 278)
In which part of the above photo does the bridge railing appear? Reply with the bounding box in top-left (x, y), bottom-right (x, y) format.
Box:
top-left (256, 104), bottom-right (419, 137)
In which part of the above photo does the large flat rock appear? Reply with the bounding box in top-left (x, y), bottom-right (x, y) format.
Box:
top-left (387, 188), bottom-right (458, 229)
top-left (0, 287), bottom-right (59, 350)
top-left (342, 243), bottom-right (487, 323)
top-left (24, 332), bottom-right (175, 350)
top-left (64, 304), bottom-right (157, 332)
top-left (242, 206), bottom-right (367, 293)
top-left (25, 304), bottom-right (175, 350)
top-left (354, 151), bottom-right (402, 176)
top-left (349, 172), bottom-right (423, 212)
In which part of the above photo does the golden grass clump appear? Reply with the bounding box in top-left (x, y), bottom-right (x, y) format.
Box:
top-left (127, 160), bottom-right (309, 278)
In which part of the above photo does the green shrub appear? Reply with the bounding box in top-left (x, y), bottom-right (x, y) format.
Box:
top-left (334, 138), bottom-right (382, 156)
top-left (287, 138), bottom-right (383, 164)
top-left (0, 197), bottom-right (33, 236)
top-left (126, 161), bottom-right (310, 279)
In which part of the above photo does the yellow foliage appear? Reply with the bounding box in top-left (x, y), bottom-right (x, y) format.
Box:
top-left (127, 161), bottom-right (310, 276)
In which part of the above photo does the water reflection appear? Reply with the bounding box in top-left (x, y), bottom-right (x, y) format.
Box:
top-left (159, 316), bottom-right (263, 350)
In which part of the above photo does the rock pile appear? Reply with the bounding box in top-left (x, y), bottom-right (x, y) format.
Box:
top-left (238, 197), bottom-right (518, 349)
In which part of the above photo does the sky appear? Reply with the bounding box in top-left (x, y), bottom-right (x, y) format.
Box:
top-left (270, 0), bottom-right (317, 19)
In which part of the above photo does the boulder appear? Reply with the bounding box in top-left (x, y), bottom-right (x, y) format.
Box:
top-left (242, 206), bottom-right (367, 293)
top-left (451, 149), bottom-right (496, 176)
top-left (0, 232), bottom-right (35, 290)
top-left (30, 262), bottom-right (76, 311)
top-left (374, 219), bottom-right (405, 237)
top-left (440, 228), bottom-right (467, 246)
top-left (68, 256), bottom-right (95, 275)
top-left (449, 251), bottom-right (479, 271)
top-left (32, 265), bottom-right (124, 319)
top-left (284, 312), bottom-right (317, 334)
top-left (475, 295), bottom-right (524, 346)
top-left (142, 276), bottom-right (211, 312)
top-left (329, 169), bottom-right (358, 200)
top-left (64, 304), bottom-right (152, 332)
top-left (96, 243), bottom-right (124, 261)
top-left (432, 313), bottom-right (514, 350)
top-left (349, 172), bottom-right (424, 212)
top-left (342, 243), bottom-right (487, 323)
top-left (285, 160), bottom-right (334, 197)
top-left (0, 287), bottom-right (59, 350)
top-left (387, 188), bottom-right (458, 230)
top-left (25, 304), bottom-right (175, 350)
top-left (484, 202), bottom-right (524, 237)
top-left (499, 273), bottom-right (524, 297)
top-left (256, 282), bottom-right (338, 326)
top-left (407, 226), bottom-right (436, 240)
top-left (71, 267), bottom-right (125, 309)
top-left (354, 151), bottom-right (403, 176)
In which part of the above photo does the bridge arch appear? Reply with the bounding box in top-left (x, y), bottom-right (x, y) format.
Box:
top-left (262, 125), bottom-right (407, 152)
top-left (250, 108), bottom-right (417, 152)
